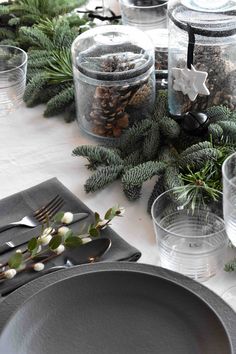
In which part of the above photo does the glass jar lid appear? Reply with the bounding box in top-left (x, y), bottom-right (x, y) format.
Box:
top-left (71, 25), bottom-right (154, 80)
top-left (169, 0), bottom-right (236, 37)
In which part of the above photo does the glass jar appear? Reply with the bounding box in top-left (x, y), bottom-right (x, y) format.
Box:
top-left (71, 25), bottom-right (155, 139)
top-left (168, 0), bottom-right (236, 117)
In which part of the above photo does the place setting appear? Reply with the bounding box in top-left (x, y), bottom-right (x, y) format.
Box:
top-left (1, 0), bottom-right (236, 353)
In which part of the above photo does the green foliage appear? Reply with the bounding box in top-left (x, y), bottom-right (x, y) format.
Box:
top-left (73, 92), bottom-right (236, 213)
top-left (8, 252), bottom-right (23, 269)
top-left (85, 165), bottom-right (124, 193)
top-left (0, 0), bottom-right (89, 120)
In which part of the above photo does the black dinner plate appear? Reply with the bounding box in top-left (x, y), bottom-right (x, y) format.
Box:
top-left (0, 263), bottom-right (235, 354)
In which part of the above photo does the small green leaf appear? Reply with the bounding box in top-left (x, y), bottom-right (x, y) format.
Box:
top-left (63, 230), bottom-right (73, 240)
top-left (65, 236), bottom-right (83, 248)
top-left (49, 235), bottom-right (62, 250)
top-left (54, 211), bottom-right (65, 223)
top-left (89, 228), bottom-right (99, 237)
top-left (8, 252), bottom-right (23, 269)
top-left (104, 208), bottom-right (113, 220)
top-left (94, 212), bottom-right (100, 223)
top-left (28, 237), bottom-right (38, 252)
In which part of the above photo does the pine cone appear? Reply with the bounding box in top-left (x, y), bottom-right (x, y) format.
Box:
top-left (128, 83), bottom-right (152, 107)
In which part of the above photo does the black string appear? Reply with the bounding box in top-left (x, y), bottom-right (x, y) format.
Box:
top-left (76, 7), bottom-right (121, 22)
top-left (187, 24), bottom-right (195, 69)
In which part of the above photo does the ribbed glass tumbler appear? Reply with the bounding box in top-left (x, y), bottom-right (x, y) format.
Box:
top-left (0, 45), bottom-right (27, 117)
top-left (151, 187), bottom-right (228, 282)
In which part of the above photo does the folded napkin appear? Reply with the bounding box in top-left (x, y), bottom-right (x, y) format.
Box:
top-left (0, 178), bottom-right (141, 295)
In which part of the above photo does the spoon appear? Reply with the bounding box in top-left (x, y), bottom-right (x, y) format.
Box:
top-left (1, 238), bottom-right (111, 296)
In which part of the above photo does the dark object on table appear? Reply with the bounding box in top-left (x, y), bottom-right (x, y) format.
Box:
top-left (0, 263), bottom-right (235, 354)
top-left (181, 111), bottom-right (209, 136)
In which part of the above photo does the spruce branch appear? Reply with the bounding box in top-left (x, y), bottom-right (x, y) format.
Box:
top-left (147, 176), bottom-right (165, 213)
top-left (84, 165), bottom-right (124, 193)
top-left (118, 119), bottom-right (152, 154)
top-left (44, 84), bottom-right (74, 117)
top-left (159, 116), bottom-right (181, 139)
top-left (122, 161), bottom-right (166, 188)
top-left (224, 259), bottom-right (236, 272)
top-left (19, 26), bottom-right (54, 50)
top-left (23, 72), bottom-right (49, 107)
top-left (163, 166), bottom-right (183, 191)
top-left (218, 121), bottom-right (236, 142)
top-left (123, 148), bottom-right (145, 168)
top-left (179, 148), bottom-right (221, 170)
top-left (143, 121), bottom-right (160, 160)
top-left (72, 145), bottom-right (123, 168)
top-left (207, 105), bottom-right (232, 123)
top-left (153, 90), bottom-right (168, 120)
top-left (208, 123), bottom-right (224, 142)
top-left (180, 141), bottom-right (213, 158)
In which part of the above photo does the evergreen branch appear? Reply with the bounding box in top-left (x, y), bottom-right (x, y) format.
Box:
top-left (123, 185), bottom-right (142, 201)
top-left (0, 28), bottom-right (15, 40)
top-left (157, 145), bottom-right (179, 162)
top-left (23, 72), bottom-right (49, 107)
top-left (122, 161), bottom-right (166, 189)
top-left (179, 148), bottom-right (221, 170)
top-left (84, 165), bottom-right (124, 193)
top-left (72, 145), bottom-right (123, 168)
top-left (218, 121), bottom-right (236, 142)
top-left (207, 105), bottom-right (231, 123)
top-left (19, 26), bottom-right (53, 50)
top-left (163, 166), bottom-right (183, 191)
top-left (0, 39), bottom-right (20, 47)
top-left (208, 123), bottom-right (224, 142)
top-left (180, 141), bottom-right (213, 157)
top-left (147, 176), bottom-right (165, 213)
top-left (8, 17), bottom-right (21, 26)
top-left (45, 49), bottom-right (73, 84)
top-left (143, 121), bottom-right (160, 160)
top-left (44, 84), bottom-right (74, 117)
top-left (118, 119), bottom-right (152, 154)
top-left (0, 5), bottom-right (10, 15)
top-left (159, 116), bottom-right (181, 139)
top-left (224, 259), bottom-right (236, 272)
top-left (153, 90), bottom-right (168, 120)
top-left (123, 148), bottom-right (145, 167)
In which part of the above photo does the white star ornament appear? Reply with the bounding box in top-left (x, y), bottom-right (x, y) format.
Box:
top-left (172, 65), bottom-right (210, 101)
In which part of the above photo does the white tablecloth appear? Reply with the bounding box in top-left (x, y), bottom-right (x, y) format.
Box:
top-left (1, 103), bottom-right (236, 307)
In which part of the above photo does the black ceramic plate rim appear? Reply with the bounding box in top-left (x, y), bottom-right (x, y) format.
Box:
top-left (0, 262), bottom-right (236, 352)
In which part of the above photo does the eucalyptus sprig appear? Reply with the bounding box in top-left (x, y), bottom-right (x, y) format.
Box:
top-left (0, 205), bottom-right (125, 281)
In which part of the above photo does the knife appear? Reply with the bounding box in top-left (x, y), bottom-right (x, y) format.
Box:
top-left (0, 212), bottom-right (89, 255)
top-left (1, 237), bottom-right (111, 296)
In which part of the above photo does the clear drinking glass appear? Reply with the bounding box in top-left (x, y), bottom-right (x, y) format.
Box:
top-left (119, 1), bottom-right (168, 76)
top-left (119, 0), bottom-right (168, 30)
top-left (151, 187), bottom-right (228, 282)
top-left (222, 152), bottom-right (236, 308)
top-left (0, 45), bottom-right (27, 117)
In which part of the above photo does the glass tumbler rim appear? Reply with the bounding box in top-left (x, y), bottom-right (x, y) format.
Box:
top-left (222, 152), bottom-right (236, 187)
top-left (120, 0), bottom-right (168, 9)
top-left (151, 186), bottom-right (225, 239)
top-left (0, 45), bottom-right (28, 74)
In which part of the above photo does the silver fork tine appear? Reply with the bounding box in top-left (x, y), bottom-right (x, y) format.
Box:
top-left (39, 199), bottom-right (65, 223)
top-left (34, 196), bottom-right (64, 222)
top-left (34, 195), bottom-right (61, 217)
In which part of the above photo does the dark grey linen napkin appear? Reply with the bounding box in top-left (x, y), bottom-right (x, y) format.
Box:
top-left (0, 178), bottom-right (141, 295)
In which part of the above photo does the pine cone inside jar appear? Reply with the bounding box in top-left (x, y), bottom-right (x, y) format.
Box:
top-left (128, 82), bottom-right (152, 107)
top-left (194, 45), bottom-right (227, 91)
top-left (89, 86), bottom-right (131, 138)
top-left (101, 54), bottom-right (135, 73)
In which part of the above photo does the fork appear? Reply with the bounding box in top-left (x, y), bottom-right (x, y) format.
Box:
top-left (0, 195), bottom-right (64, 234)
